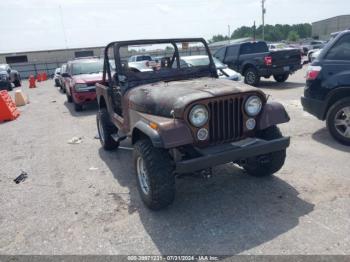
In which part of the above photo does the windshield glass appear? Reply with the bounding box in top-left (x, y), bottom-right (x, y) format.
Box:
top-left (113, 40), bottom-right (213, 88)
top-left (71, 60), bottom-right (103, 75)
top-left (0, 65), bottom-right (7, 70)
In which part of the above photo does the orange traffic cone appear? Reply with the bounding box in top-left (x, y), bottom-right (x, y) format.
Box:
top-left (0, 90), bottom-right (20, 122)
top-left (29, 75), bottom-right (36, 88)
top-left (37, 73), bottom-right (42, 82)
top-left (42, 72), bottom-right (47, 81)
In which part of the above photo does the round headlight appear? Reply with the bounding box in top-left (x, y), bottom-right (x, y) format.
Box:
top-left (245, 96), bottom-right (262, 116)
top-left (189, 105), bottom-right (208, 127)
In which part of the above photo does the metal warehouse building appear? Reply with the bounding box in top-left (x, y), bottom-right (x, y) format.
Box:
top-left (0, 46), bottom-right (104, 78)
top-left (312, 15), bottom-right (350, 40)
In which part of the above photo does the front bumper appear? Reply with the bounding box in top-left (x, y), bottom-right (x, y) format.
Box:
top-left (301, 95), bottom-right (325, 120)
top-left (0, 80), bottom-right (10, 89)
top-left (175, 137), bottom-right (290, 173)
top-left (72, 91), bottom-right (96, 105)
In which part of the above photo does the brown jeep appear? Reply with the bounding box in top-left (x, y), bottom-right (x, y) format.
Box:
top-left (96, 38), bottom-right (290, 210)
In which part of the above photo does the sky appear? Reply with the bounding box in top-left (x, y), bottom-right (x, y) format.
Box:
top-left (0, 0), bottom-right (348, 53)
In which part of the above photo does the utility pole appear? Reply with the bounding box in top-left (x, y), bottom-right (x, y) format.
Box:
top-left (262, 0), bottom-right (266, 40)
top-left (253, 21), bottom-right (256, 41)
top-left (228, 25), bottom-right (231, 44)
top-left (59, 5), bottom-right (68, 49)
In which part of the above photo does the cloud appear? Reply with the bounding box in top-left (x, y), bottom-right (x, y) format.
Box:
top-left (155, 3), bottom-right (171, 13)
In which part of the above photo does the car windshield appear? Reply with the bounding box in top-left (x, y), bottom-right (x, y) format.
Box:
top-left (0, 65), bottom-right (7, 70)
top-left (71, 60), bottom-right (103, 75)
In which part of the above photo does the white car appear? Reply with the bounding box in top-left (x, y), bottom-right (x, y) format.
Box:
top-left (53, 68), bottom-right (61, 87)
top-left (179, 55), bottom-right (242, 81)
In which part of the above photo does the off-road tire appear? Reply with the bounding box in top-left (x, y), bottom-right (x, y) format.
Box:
top-left (133, 139), bottom-right (175, 210)
top-left (244, 67), bottom-right (260, 86)
top-left (326, 97), bottom-right (350, 146)
top-left (273, 73), bottom-right (289, 83)
top-left (74, 102), bottom-right (83, 111)
top-left (242, 126), bottom-right (286, 177)
top-left (96, 108), bottom-right (119, 150)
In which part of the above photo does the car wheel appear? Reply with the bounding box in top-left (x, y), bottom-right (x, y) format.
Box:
top-left (326, 98), bottom-right (350, 146)
top-left (244, 67), bottom-right (260, 86)
top-left (242, 126), bottom-right (286, 177)
top-left (96, 108), bottom-right (120, 150)
top-left (273, 73), bottom-right (289, 83)
top-left (66, 91), bottom-right (72, 103)
top-left (133, 139), bottom-right (175, 210)
top-left (74, 102), bottom-right (83, 111)
top-left (7, 82), bottom-right (13, 91)
top-left (14, 78), bottom-right (21, 87)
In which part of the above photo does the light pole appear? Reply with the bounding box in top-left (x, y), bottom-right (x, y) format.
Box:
top-left (228, 25), bottom-right (231, 44)
top-left (262, 0), bottom-right (266, 40)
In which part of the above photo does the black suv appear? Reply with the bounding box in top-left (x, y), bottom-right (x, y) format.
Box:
top-left (213, 41), bottom-right (302, 86)
top-left (301, 30), bottom-right (350, 145)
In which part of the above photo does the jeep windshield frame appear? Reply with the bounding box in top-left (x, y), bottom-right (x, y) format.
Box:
top-left (103, 38), bottom-right (218, 93)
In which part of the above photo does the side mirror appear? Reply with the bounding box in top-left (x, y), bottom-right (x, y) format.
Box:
top-left (7, 68), bottom-right (11, 74)
top-left (61, 73), bottom-right (70, 78)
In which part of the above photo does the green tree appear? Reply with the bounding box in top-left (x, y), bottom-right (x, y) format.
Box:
top-left (210, 23), bottom-right (312, 43)
top-left (287, 31), bottom-right (300, 42)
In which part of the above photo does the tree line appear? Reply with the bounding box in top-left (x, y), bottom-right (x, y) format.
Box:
top-left (209, 23), bottom-right (312, 43)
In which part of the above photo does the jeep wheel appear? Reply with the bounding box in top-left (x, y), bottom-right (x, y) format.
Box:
top-left (242, 126), bottom-right (286, 177)
top-left (96, 108), bottom-right (119, 150)
top-left (244, 67), bottom-right (260, 86)
top-left (273, 73), bottom-right (289, 83)
top-left (133, 139), bottom-right (175, 210)
top-left (326, 98), bottom-right (350, 146)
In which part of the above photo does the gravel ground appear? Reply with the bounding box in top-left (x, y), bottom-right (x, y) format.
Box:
top-left (0, 66), bottom-right (350, 255)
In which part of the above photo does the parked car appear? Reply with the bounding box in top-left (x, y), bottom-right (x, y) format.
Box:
top-left (53, 68), bottom-right (61, 87)
top-left (301, 30), bottom-right (350, 145)
top-left (58, 63), bottom-right (67, 92)
top-left (301, 40), bottom-right (325, 55)
top-left (268, 43), bottom-right (294, 50)
top-left (128, 55), bottom-right (157, 72)
top-left (214, 41), bottom-right (302, 86)
top-left (307, 49), bottom-right (322, 63)
top-left (96, 38), bottom-right (290, 210)
top-left (0, 64), bottom-right (21, 91)
top-left (62, 58), bottom-right (103, 111)
top-left (179, 55), bottom-right (242, 81)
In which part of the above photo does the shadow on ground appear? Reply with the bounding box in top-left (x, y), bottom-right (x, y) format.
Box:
top-left (99, 142), bottom-right (314, 255)
top-left (312, 127), bottom-right (350, 153)
top-left (258, 80), bottom-right (303, 90)
top-left (64, 101), bottom-right (98, 117)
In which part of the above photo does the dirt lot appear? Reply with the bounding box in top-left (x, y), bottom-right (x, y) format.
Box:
top-left (1, 66), bottom-right (350, 255)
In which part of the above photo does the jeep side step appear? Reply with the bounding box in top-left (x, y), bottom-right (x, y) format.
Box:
top-left (111, 133), bottom-right (127, 143)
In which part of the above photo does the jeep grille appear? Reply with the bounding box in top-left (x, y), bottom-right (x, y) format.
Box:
top-left (208, 97), bottom-right (244, 143)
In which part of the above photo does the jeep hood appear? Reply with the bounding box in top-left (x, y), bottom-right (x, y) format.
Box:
top-left (126, 77), bottom-right (263, 118)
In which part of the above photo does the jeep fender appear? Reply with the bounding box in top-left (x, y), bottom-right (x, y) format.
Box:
top-left (132, 121), bottom-right (164, 147)
top-left (258, 101), bottom-right (290, 130)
